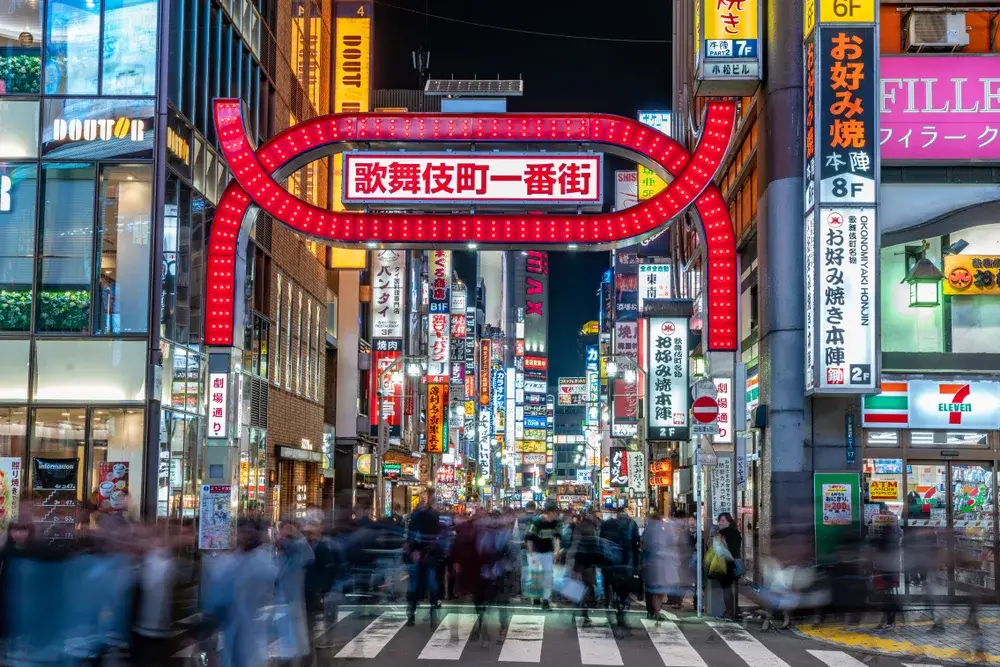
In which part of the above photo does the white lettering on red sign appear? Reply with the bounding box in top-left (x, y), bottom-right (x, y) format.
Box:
top-left (343, 153), bottom-right (602, 204)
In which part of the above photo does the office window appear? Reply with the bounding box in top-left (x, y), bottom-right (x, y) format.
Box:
top-left (304, 297), bottom-right (312, 399)
top-left (0, 101), bottom-right (39, 158)
top-left (44, 0), bottom-right (100, 94)
top-left (38, 163), bottom-right (95, 333)
top-left (101, 0), bottom-right (157, 96)
top-left (96, 165), bottom-right (152, 334)
top-left (0, 163), bottom-right (37, 331)
top-left (284, 279), bottom-right (292, 391)
top-left (0, 0), bottom-right (42, 94)
top-left (295, 288), bottom-right (302, 395)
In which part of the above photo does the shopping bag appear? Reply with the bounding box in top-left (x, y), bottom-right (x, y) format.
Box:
top-left (705, 536), bottom-right (733, 579)
top-left (553, 565), bottom-right (585, 603)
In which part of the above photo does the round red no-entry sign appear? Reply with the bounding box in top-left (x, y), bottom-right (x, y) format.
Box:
top-left (692, 395), bottom-right (719, 424)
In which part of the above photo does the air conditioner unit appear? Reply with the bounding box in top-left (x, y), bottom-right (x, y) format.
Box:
top-left (905, 12), bottom-right (970, 52)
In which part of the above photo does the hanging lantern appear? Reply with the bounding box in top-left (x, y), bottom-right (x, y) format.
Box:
top-left (903, 257), bottom-right (944, 308)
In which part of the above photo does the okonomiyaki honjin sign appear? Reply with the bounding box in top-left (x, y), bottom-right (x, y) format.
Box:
top-left (647, 316), bottom-right (690, 441)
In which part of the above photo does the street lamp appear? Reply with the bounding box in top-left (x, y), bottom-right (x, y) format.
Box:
top-left (606, 359), bottom-right (619, 376)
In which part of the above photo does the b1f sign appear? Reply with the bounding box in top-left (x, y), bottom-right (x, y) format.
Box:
top-left (343, 153), bottom-right (603, 208)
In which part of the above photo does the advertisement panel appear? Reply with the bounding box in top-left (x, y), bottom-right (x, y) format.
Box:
top-left (428, 250), bottom-right (451, 313)
top-left (426, 382), bottom-right (448, 454)
top-left (615, 321), bottom-right (639, 357)
top-left (343, 153), bottom-right (603, 206)
top-left (369, 339), bottom-right (403, 431)
top-left (585, 345), bottom-right (599, 430)
top-left (610, 447), bottom-right (629, 487)
top-left (811, 207), bottom-right (876, 391)
top-left (479, 339), bottom-right (491, 405)
top-left (524, 251), bottom-right (548, 354)
top-left (492, 366), bottom-right (506, 435)
top-left (863, 379), bottom-right (1000, 431)
top-left (614, 170), bottom-right (637, 211)
top-left (944, 255), bottom-right (1000, 296)
top-left (615, 271), bottom-right (638, 321)
top-left (479, 407), bottom-right (492, 478)
top-left (637, 112), bottom-right (670, 201)
top-left (881, 57), bottom-right (1000, 162)
top-left (804, 21), bottom-right (879, 395)
top-left (637, 264), bottom-right (672, 313)
top-left (371, 249), bottom-right (406, 339)
top-left (558, 377), bottom-right (587, 406)
top-left (698, 0), bottom-right (761, 91)
top-left (334, 2), bottom-right (371, 114)
top-left (647, 317), bottom-right (690, 440)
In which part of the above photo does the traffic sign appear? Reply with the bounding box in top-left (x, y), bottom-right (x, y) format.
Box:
top-left (692, 395), bottom-right (720, 424)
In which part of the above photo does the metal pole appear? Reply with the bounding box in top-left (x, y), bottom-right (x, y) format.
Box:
top-left (695, 446), bottom-right (703, 618)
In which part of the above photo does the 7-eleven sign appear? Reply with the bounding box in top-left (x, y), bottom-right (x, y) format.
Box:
top-left (938, 383), bottom-right (972, 425)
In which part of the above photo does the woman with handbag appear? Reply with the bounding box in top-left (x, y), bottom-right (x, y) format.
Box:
top-left (711, 513), bottom-right (742, 621)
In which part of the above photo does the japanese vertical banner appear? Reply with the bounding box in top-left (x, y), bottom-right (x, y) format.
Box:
top-left (804, 0), bottom-right (879, 395)
top-left (426, 382), bottom-right (448, 454)
top-left (427, 250), bottom-right (452, 378)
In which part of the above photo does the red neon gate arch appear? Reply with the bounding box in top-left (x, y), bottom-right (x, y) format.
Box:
top-left (207, 100), bottom-right (738, 350)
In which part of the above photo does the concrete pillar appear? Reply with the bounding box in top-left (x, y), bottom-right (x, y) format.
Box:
top-left (756, 0), bottom-right (808, 548)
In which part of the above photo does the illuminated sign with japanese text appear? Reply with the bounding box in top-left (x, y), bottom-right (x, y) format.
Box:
top-left (370, 339), bottom-right (403, 433)
top-left (944, 255), bottom-right (1000, 295)
top-left (637, 112), bottom-right (670, 201)
top-left (371, 250), bottom-right (406, 339)
top-left (524, 250), bottom-right (549, 354)
top-left (343, 153), bottom-right (603, 207)
top-left (698, 0), bottom-right (761, 92)
top-left (426, 382), bottom-right (448, 453)
top-left (647, 317), bottom-right (690, 441)
top-left (208, 372), bottom-right (229, 439)
top-left (880, 56), bottom-right (1000, 162)
top-left (804, 20), bottom-right (879, 395)
top-left (334, 2), bottom-right (371, 114)
top-left (479, 339), bottom-right (492, 406)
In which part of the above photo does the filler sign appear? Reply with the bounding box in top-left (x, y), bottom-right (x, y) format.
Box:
top-left (343, 153), bottom-right (603, 206)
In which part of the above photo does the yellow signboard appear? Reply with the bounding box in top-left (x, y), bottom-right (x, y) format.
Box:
top-left (819, 0), bottom-right (874, 24)
top-left (518, 440), bottom-right (547, 454)
top-left (334, 11), bottom-right (371, 215)
top-left (705, 0), bottom-right (759, 41)
top-left (944, 255), bottom-right (1000, 296)
top-left (869, 479), bottom-right (899, 502)
top-left (638, 167), bottom-right (666, 201)
top-left (426, 383), bottom-right (448, 454)
top-left (328, 246), bottom-right (367, 269)
top-left (804, 0), bottom-right (816, 39)
top-left (334, 17), bottom-right (371, 114)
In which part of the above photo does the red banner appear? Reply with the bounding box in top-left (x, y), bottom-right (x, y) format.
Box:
top-left (370, 346), bottom-right (403, 428)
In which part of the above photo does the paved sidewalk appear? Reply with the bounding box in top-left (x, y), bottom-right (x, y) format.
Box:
top-left (794, 606), bottom-right (1000, 664)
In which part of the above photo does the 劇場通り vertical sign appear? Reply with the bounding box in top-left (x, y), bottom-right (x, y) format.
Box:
top-left (804, 5), bottom-right (879, 394)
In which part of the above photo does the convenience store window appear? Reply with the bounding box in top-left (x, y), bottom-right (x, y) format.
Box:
top-left (910, 431), bottom-right (989, 448)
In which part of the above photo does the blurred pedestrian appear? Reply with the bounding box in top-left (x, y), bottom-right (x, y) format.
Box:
top-left (525, 500), bottom-right (561, 610)
top-left (405, 489), bottom-right (441, 625)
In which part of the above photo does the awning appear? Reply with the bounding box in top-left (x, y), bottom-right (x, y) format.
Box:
top-left (383, 450), bottom-right (420, 465)
top-left (389, 475), bottom-right (422, 486)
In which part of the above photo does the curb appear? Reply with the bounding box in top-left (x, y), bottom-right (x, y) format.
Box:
top-left (792, 622), bottom-right (999, 664)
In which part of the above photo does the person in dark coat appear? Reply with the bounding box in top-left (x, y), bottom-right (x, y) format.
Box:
top-left (715, 512), bottom-right (742, 621)
top-left (404, 490), bottom-right (441, 625)
top-left (599, 508), bottom-right (640, 631)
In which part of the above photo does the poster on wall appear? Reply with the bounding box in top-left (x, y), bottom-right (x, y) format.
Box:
top-left (96, 461), bottom-right (129, 512)
top-left (821, 483), bottom-right (852, 526)
top-left (0, 457), bottom-right (21, 533)
top-left (710, 455), bottom-right (733, 519)
top-left (627, 451), bottom-right (646, 497)
top-left (369, 339), bottom-right (403, 433)
top-left (199, 484), bottom-right (234, 550)
top-left (813, 472), bottom-right (860, 564)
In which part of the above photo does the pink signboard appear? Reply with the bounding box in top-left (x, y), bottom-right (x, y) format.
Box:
top-left (881, 56), bottom-right (1000, 161)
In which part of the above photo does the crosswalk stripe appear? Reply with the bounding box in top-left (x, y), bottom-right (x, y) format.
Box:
top-left (707, 622), bottom-right (792, 667)
top-left (575, 617), bottom-right (624, 666)
top-left (498, 614), bottom-right (545, 663)
top-left (419, 613), bottom-right (478, 660)
top-left (335, 612), bottom-right (409, 659)
top-left (313, 610), bottom-right (353, 639)
top-left (807, 651), bottom-right (869, 667)
top-left (641, 618), bottom-right (707, 667)
top-left (902, 664), bottom-right (942, 667)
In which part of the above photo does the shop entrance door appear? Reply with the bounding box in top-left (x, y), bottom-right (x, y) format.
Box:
top-left (904, 461), bottom-right (997, 600)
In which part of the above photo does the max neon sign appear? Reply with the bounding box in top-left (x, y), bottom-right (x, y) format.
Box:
top-left (208, 100), bottom-right (739, 350)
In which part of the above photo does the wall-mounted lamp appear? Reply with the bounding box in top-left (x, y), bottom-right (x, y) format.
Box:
top-left (903, 256), bottom-right (944, 308)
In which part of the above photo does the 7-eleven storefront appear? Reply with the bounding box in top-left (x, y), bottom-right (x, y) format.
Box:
top-left (862, 376), bottom-right (1000, 600)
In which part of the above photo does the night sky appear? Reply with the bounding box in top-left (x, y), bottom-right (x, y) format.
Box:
top-left (372, 0), bottom-right (673, 379)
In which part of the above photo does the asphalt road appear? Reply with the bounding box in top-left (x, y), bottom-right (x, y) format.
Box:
top-left (284, 604), bottom-right (946, 667)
